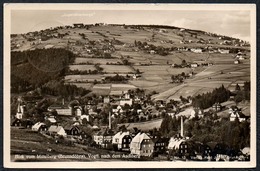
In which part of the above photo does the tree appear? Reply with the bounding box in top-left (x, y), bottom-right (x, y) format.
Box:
top-left (234, 91), bottom-right (243, 104)
top-left (235, 84), bottom-right (241, 91)
top-left (181, 60), bottom-right (187, 66)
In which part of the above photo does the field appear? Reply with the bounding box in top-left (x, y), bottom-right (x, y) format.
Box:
top-left (74, 57), bottom-right (121, 65)
top-left (65, 82), bottom-right (93, 89)
top-left (64, 74), bottom-right (103, 82)
top-left (69, 65), bottom-right (96, 71)
top-left (100, 65), bottom-right (135, 73)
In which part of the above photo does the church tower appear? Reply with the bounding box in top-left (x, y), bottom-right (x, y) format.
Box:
top-left (16, 101), bottom-right (23, 119)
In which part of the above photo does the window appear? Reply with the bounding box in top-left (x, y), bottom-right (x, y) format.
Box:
top-left (143, 145), bottom-right (146, 147)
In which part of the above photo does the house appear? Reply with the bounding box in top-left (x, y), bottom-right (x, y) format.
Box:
top-left (45, 115), bottom-right (57, 123)
top-left (119, 93), bottom-right (133, 106)
top-left (48, 105), bottom-right (73, 116)
top-left (73, 23), bottom-right (84, 28)
top-left (11, 118), bottom-right (23, 127)
top-left (80, 114), bottom-right (90, 122)
top-left (218, 49), bottom-right (230, 54)
top-left (93, 129), bottom-right (114, 149)
top-left (103, 96), bottom-right (110, 104)
top-left (112, 105), bottom-right (123, 114)
top-left (130, 132), bottom-right (154, 157)
top-left (48, 125), bottom-right (67, 137)
top-left (64, 125), bottom-right (81, 136)
top-left (22, 119), bottom-right (34, 128)
top-left (207, 142), bottom-right (229, 158)
top-left (191, 48), bottom-right (203, 53)
top-left (32, 122), bottom-right (48, 132)
top-left (132, 74), bottom-right (141, 79)
top-left (152, 137), bottom-right (169, 155)
top-left (178, 140), bottom-right (196, 159)
top-left (112, 131), bottom-right (132, 151)
top-left (75, 106), bottom-right (83, 116)
top-left (229, 106), bottom-right (247, 122)
top-left (191, 63), bottom-right (198, 68)
top-left (159, 29), bottom-right (167, 33)
top-left (150, 50), bottom-right (156, 54)
top-left (190, 108), bottom-right (204, 119)
top-left (212, 103), bottom-right (223, 112)
top-left (234, 60), bottom-right (240, 64)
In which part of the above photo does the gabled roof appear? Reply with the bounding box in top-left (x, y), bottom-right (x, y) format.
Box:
top-left (32, 122), bottom-right (46, 130)
top-left (48, 125), bottom-right (64, 133)
top-left (168, 137), bottom-right (185, 150)
top-left (131, 132), bottom-right (151, 143)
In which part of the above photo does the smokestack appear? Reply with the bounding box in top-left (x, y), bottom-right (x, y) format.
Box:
top-left (181, 116), bottom-right (184, 137)
top-left (109, 111), bottom-right (111, 129)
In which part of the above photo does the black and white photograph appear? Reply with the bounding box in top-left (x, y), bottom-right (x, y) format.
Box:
top-left (3, 3), bottom-right (256, 168)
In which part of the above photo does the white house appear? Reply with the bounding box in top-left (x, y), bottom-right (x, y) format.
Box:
top-left (168, 137), bottom-right (185, 150)
top-left (32, 122), bottom-right (48, 132)
top-left (48, 125), bottom-right (67, 137)
top-left (229, 107), bottom-right (247, 122)
top-left (218, 49), bottom-right (230, 54)
top-left (191, 63), bottom-right (198, 68)
top-left (130, 132), bottom-right (154, 157)
top-left (234, 60), bottom-right (240, 64)
top-left (191, 48), bottom-right (203, 53)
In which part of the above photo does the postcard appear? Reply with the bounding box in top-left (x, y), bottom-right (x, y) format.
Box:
top-left (3, 3), bottom-right (256, 168)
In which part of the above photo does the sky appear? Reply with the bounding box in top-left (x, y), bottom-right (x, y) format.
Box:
top-left (11, 10), bottom-right (251, 41)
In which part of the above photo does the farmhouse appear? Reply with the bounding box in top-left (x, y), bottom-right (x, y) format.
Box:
top-left (112, 131), bottom-right (132, 151)
top-left (130, 132), bottom-right (154, 157)
top-left (48, 125), bottom-right (67, 137)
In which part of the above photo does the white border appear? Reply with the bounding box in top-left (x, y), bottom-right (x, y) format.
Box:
top-left (3, 3), bottom-right (257, 169)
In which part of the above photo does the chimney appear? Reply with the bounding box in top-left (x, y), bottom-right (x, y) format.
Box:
top-left (180, 116), bottom-right (184, 137)
top-left (109, 111), bottom-right (111, 129)
top-left (62, 98), bottom-right (65, 106)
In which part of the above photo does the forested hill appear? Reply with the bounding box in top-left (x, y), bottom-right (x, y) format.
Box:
top-left (11, 48), bottom-right (75, 93)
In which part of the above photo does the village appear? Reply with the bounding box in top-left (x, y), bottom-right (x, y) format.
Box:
top-left (10, 23), bottom-right (251, 162)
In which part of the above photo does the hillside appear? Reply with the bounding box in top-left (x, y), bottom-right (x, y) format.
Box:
top-left (11, 48), bottom-right (75, 93)
top-left (11, 24), bottom-right (250, 100)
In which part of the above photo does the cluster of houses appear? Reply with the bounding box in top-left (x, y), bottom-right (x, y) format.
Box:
top-left (12, 107), bottom-right (250, 161)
